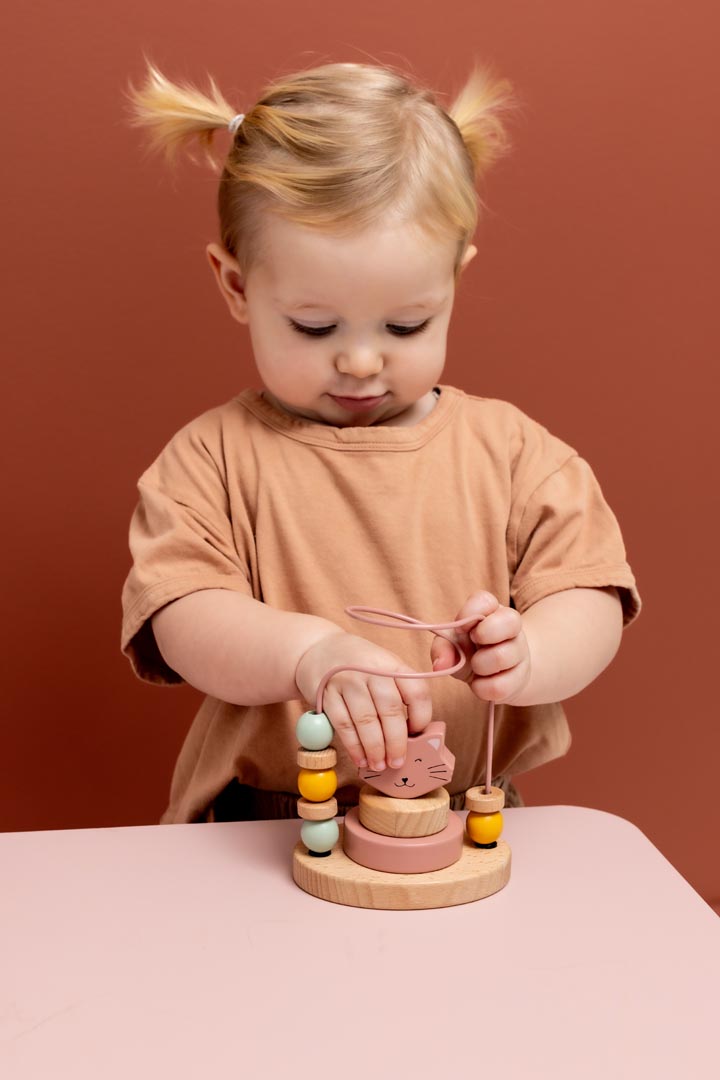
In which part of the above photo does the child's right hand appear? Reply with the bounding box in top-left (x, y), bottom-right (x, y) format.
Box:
top-left (294, 631), bottom-right (433, 772)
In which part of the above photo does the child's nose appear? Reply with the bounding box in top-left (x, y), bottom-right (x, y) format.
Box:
top-left (335, 344), bottom-right (384, 378)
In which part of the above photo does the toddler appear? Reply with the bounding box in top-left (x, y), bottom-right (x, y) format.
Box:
top-left (121, 59), bottom-right (641, 824)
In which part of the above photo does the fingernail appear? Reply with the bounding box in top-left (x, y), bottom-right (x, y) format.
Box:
top-left (389, 758), bottom-right (404, 769)
top-left (372, 760), bottom-right (386, 771)
top-left (358, 757), bottom-right (367, 768)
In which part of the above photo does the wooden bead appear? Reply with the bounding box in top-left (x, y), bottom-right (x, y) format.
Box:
top-left (358, 785), bottom-right (449, 838)
top-left (297, 769), bottom-right (337, 802)
top-left (295, 710), bottom-right (334, 750)
top-left (297, 747), bottom-right (337, 769)
top-left (464, 785), bottom-right (505, 813)
top-left (301, 818), bottom-right (340, 854)
top-left (297, 797), bottom-right (338, 821)
top-left (466, 811), bottom-right (504, 846)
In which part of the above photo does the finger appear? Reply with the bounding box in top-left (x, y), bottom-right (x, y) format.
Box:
top-left (322, 686), bottom-right (368, 768)
top-left (468, 656), bottom-right (528, 708)
top-left (471, 639), bottom-right (523, 678)
top-left (366, 678), bottom-right (410, 768)
top-left (395, 676), bottom-right (434, 737)
top-left (469, 665), bottom-right (525, 703)
top-left (453, 591), bottom-right (499, 627)
top-left (470, 605), bottom-right (522, 646)
top-left (340, 684), bottom-right (388, 772)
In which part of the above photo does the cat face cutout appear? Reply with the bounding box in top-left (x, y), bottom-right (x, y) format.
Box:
top-left (358, 720), bottom-right (455, 799)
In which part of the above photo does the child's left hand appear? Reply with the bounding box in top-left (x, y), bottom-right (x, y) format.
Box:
top-left (429, 591), bottom-right (532, 705)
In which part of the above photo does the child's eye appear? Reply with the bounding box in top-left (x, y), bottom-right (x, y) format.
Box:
top-left (288, 319), bottom-right (336, 336)
top-left (387, 320), bottom-right (431, 336)
top-left (288, 318), bottom-right (432, 338)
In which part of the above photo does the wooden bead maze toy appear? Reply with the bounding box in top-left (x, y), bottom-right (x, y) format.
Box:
top-left (292, 606), bottom-right (512, 910)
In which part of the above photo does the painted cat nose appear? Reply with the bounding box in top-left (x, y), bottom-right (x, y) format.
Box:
top-left (401, 777), bottom-right (409, 784)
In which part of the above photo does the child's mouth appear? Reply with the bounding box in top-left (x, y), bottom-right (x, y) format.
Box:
top-left (329, 393), bottom-right (388, 411)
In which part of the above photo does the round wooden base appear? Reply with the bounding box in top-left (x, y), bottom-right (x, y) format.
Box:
top-left (292, 824), bottom-right (511, 910)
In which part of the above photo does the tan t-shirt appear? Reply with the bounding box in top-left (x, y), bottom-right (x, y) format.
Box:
top-left (121, 384), bottom-right (641, 823)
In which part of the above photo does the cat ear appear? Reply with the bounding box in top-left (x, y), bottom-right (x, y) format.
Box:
top-left (427, 738), bottom-right (441, 751)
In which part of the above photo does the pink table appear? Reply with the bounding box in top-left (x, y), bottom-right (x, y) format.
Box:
top-left (1, 806), bottom-right (718, 1078)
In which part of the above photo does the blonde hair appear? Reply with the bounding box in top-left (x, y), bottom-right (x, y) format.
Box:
top-left (125, 58), bottom-right (515, 274)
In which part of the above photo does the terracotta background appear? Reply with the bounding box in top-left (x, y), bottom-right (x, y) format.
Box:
top-left (3, 2), bottom-right (718, 907)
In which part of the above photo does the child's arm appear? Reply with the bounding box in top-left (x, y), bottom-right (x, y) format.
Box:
top-left (503, 586), bottom-right (623, 706)
top-left (151, 590), bottom-right (342, 707)
top-left (152, 590), bottom-right (434, 768)
top-left (430, 586), bottom-right (624, 706)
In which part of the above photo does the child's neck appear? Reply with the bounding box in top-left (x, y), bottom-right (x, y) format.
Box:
top-left (377, 388), bottom-right (440, 428)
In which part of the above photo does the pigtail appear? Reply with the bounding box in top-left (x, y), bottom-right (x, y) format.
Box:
top-left (124, 58), bottom-right (238, 169)
top-left (449, 67), bottom-right (516, 180)
top-left (125, 56), bottom-right (516, 271)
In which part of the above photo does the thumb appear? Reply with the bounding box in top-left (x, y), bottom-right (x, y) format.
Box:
top-left (430, 635), bottom-right (458, 671)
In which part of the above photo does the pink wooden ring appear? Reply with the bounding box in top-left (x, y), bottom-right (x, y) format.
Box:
top-left (343, 807), bottom-right (464, 874)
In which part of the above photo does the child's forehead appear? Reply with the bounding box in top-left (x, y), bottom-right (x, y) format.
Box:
top-left (253, 213), bottom-right (457, 303)
top-left (260, 211), bottom-right (455, 258)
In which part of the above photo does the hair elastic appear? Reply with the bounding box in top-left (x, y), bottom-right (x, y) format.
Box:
top-left (228, 113), bottom-right (245, 136)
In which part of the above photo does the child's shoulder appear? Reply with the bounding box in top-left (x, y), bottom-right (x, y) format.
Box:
top-left (453, 387), bottom-right (533, 425)
top-left (138, 393), bottom-right (262, 485)
top-left (448, 386), bottom-right (578, 463)
top-left (155, 390), bottom-right (259, 450)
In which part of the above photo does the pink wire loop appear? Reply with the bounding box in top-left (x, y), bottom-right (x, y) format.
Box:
top-left (311, 604), bottom-right (497, 794)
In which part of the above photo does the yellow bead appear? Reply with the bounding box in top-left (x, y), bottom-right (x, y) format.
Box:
top-left (466, 810), bottom-right (503, 845)
top-left (298, 769), bottom-right (338, 802)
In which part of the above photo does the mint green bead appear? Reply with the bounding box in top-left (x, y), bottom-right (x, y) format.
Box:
top-left (301, 818), bottom-right (339, 854)
top-left (295, 710), bottom-right (334, 750)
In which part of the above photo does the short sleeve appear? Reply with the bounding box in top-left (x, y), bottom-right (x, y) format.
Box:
top-left (509, 452), bottom-right (642, 628)
top-left (121, 416), bottom-right (255, 685)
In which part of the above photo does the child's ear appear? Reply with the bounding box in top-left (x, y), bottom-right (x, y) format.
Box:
top-left (458, 243), bottom-right (478, 274)
top-left (205, 242), bottom-right (249, 325)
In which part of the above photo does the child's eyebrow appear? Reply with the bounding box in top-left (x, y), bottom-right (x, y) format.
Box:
top-left (276, 294), bottom-right (449, 313)
top-left (394, 296), bottom-right (449, 311)
top-left (282, 301), bottom-right (333, 312)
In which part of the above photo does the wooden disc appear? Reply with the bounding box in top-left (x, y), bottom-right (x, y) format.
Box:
top-left (297, 747), bottom-right (337, 769)
top-left (464, 785), bottom-right (505, 813)
top-left (358, 784), bottom-right (449, 838)
top-left (297, 797), bottom-right (338, 821)
top-left (344, 807), bottom-right (463, 874)
top-left (293, 826), bottom-right (511, 910)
